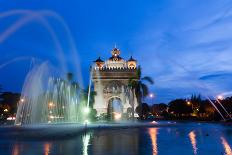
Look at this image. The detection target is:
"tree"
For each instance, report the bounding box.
[151,103,168,116]
[136,103,150,120]
[0,92,20,116]
[168,99,192,117]
[190,94,202,116]
[199,100,215,118]
[128,66,154,119]
[128,66,154,104]
[66,72,74,82]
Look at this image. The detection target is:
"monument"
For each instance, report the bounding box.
[92,47,138,119]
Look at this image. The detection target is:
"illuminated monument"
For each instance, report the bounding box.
[92,47,138,119]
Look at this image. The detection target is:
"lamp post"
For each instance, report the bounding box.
[149,93,154,104]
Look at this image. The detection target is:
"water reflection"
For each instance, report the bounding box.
[148,128,158,155]
[44,143,51,155]
[188,131,197,155]
[221,136,232,155]
[12,144,19,155]
[1,123,232,155]
[82,133,91,155]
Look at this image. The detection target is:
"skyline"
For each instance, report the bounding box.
[1,0,232,103]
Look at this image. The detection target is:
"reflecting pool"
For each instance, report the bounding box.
[0,122,232,155]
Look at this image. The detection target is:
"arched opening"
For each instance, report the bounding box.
[107,97,123,120]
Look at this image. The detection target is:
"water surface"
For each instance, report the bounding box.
[0,122,231,155]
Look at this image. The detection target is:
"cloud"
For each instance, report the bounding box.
[132,0,232,102]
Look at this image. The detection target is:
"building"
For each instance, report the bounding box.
[92,47,138,119]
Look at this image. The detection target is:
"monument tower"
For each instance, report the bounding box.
[92,47,138,119]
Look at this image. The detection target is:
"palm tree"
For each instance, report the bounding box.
[66,72,80,96]
[190,94,201,116]
[128,66,154,118]
[66,72,74,82]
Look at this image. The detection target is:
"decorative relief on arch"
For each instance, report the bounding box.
[103,80,126,94]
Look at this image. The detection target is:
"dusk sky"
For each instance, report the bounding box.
[1,0,232,103]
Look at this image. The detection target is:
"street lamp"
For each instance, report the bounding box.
[149,93,154,98]
[217,95,224,100]
[149,93,154,104]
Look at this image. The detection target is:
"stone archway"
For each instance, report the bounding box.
[107,97,123,120]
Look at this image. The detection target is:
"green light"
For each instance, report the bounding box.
[84,107,90,114]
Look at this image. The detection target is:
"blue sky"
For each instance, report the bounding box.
[0,0,232,103]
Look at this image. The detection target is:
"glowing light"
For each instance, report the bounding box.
[221,136,232,155]
[189,131,197,155]
[20,98,24,102]
[3,109,8,112]
[84,107,90,114]
[148,128,158,155]
[217,95,224,100]
[82,133,90,155]
[48,102,54,107]
[44,143,51,155]
[187,101,191,105]
[12,144,19,155]
[149,93,154,98]
[151,121,158,124]
[7,116,16,120]
[113,112,122,120]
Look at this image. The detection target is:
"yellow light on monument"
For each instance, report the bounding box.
[114,112,122,120]
[20,98,25,102]
[187,101,191,105]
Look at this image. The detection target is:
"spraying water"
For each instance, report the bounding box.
[15,62,81,125]
[87,66,94,108]
[215,98,232,120]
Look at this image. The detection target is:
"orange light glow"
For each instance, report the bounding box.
[12,144,19,155]
[113,112,122,120]
[189,131,197,155]
[148,128,158,155]
[221,137,232,155]
[44,143,51,155]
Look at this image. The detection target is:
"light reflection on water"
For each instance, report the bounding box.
[221,136,232,155]
[44,143,51,155]
[188,131,197,155]
[12,144,19,155]
[0,123,232,155]
[82,133,91,155]
[148,128,158,155]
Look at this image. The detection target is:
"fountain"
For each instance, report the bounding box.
[0,10,176,141]
[15,62,82,125]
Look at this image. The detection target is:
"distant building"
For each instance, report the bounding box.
[92,47,138,119]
